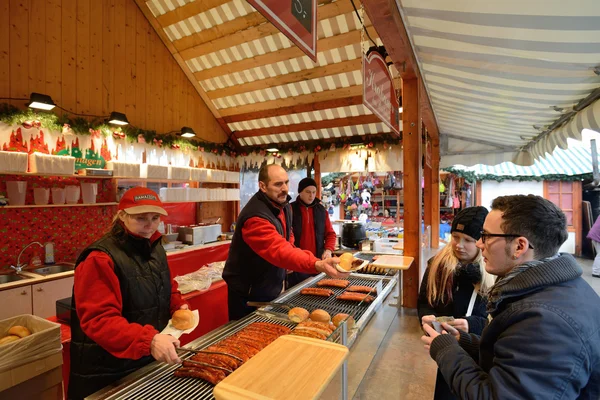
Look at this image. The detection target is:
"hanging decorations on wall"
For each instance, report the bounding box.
[0,103,235,157]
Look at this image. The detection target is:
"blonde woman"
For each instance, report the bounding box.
[417,206,495,400]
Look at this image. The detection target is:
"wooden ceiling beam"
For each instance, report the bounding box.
[156,0,230,28]
[194,26,378,81]
[221,94,364,123]
[361,0,417,80]
[219,85,363,118]
[173,11,266,52]
[236,114,383,139]
[180,0,357,61]
[207,58,362,100]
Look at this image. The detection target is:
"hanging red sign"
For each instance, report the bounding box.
[247,0,317,62]
[363,51,400,135]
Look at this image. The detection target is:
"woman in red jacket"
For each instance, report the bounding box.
[68,187,188,399]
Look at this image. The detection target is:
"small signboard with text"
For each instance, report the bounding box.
[363,51,400,135]
[247,0,317,62]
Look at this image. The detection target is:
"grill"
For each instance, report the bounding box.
[90,274,397,400]
[92,314,296,400]
[267,275,393,322]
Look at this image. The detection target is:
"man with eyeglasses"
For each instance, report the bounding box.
[421,194,600,399]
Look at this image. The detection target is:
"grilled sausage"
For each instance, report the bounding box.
[300,288,334,297]
[317,279,350,288]
[347,285,377,294]
[337,292,375,303]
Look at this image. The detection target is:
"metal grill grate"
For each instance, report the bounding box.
[101,315,296,400]
[267,276,393,321]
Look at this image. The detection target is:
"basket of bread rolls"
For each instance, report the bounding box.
[0,315,61,373]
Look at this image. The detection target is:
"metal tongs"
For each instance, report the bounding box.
[246,301,296,310]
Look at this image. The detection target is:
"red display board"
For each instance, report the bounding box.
[363,51,401,135]
[247,0,317,62]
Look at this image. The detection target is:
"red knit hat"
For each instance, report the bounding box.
[118,187,168,216]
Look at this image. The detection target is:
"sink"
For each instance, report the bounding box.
[0,274,31,284]
[28,263,75,276]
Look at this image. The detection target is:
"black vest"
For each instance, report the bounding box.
[291,197,327,258]
[68,224,171,400]
[223,191,292,301]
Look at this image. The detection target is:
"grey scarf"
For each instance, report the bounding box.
[487,254,560,314]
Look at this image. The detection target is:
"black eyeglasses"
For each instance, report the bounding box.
[480,231,535,249]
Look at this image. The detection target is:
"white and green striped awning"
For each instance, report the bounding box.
[452,141,596,177]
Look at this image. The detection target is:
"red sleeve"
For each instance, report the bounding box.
[169,266,188,314]
[242,216,318,274]
[324,215,337,251]
[74,251,158,360]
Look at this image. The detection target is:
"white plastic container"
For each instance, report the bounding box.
[81,182,98,204]
[33,188,50,205]
[6,181,27,205]
[373,238,403,254]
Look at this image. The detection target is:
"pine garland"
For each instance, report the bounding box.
[443,166,588,182]
[0,103,403,158]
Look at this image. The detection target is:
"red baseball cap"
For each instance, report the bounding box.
[118,187,168,216]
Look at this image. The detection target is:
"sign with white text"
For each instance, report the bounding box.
[363,51,400,135]
[247,0,317,62]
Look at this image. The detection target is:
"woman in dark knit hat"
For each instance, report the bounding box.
[417,206,495,400]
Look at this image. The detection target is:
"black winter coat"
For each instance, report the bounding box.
[430,254,600,400]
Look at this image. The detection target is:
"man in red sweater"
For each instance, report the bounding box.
[223,164,348,320]
[287,177,337,288]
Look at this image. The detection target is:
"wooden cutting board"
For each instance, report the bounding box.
[370,255,414,270]
[213,335,349,400]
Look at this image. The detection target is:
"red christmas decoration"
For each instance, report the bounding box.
[3,128,28,152]
[153,138,163,147]
[29,130,50,154]
[112,130,125,140]
[171,144,180,150]
[53,136,67,155]
[100,138,112,162]
[137,134,146,144]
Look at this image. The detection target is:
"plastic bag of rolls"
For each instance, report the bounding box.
[0,315,61,372]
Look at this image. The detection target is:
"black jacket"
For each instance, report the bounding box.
[68,224,171,400]
[418,258,489,400]
[223,191,292,320]
[290,196,327,258]
[431,254,600,400]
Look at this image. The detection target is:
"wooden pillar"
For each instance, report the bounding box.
[423,127,432,246]
[314,154,322,200]
[430,137,440,248]
[402,78,421,308]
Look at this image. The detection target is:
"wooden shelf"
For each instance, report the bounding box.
[115,178,239,184]
[0,171,113,179]
[2,202,118,209]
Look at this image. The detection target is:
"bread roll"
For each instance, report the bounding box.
[172,309,195,330]
[332,313,355,330]
[309,309,331,323]
[0,335,20,346]
[338,253,353,271]
[8,325,31,338]
[288,307,309,323]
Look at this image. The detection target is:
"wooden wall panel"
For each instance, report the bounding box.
[61,0,77,116]
[125,0,137,122]
[76,0,90,115]
[102,0,115,116]
[0,1,10,100]
[89,0,103,110]
[29,0,46,95]
[1,0,226,142]
[9,0,29,107]
[135,9,147,128]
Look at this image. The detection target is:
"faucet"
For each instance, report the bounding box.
[10,241,43,273]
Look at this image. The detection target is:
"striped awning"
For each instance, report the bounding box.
[398,0,600,166]
[453,142,597,177]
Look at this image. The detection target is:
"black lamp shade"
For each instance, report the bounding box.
[28,93,56,110]
[108,111,129,126]
[180,126,195,138]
